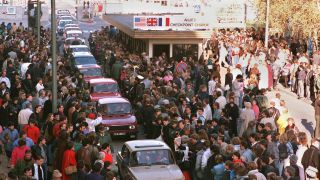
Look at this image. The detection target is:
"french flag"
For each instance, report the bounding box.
[159,18,170,26]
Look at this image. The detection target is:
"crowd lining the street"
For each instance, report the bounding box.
[0,22,319,180]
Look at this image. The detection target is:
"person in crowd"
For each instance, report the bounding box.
[0,22,319,180]
[61,141,77,180]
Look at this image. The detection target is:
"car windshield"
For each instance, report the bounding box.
[67,33,82,38]
[100,103,131,115]
[74,56,96,65]
[59,21,72,27]
[93,83,118,93]
[80,68,102,77]
[71,47,89,52]
[130,149,174,166]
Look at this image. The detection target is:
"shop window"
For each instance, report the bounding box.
[173,44,198,61]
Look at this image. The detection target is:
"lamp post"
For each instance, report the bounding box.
[264,0,270,48]
[37,0,40,45]
[51,0,57,113]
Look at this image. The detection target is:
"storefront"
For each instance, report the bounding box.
[103,14,212,60]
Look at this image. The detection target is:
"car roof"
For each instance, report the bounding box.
[66,30,82,34]
[90,78,117,84]
[76,64,100,69]
[69,45,88,48]
[98,97,129,104]
[65,24,79,27]
[59,19,73,22]
[72,52,93,57]
[125,140,170,152]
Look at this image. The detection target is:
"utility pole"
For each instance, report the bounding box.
[37,0,41,45]
[51,0,57,113]
[264,0,270,48]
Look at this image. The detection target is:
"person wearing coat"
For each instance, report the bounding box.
[247,162,266,180]
[238,102,255,137]
[62,141,77,180]
[211,155,225,180]
[111,59,122,82]
[301,140,320,179]
[11,139,30,167]
[314,94,320,139]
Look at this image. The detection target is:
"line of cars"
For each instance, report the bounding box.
[56,9,139,139]
[56,10,184,180]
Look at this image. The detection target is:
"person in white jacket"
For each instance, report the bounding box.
[86,113,102,132]
[295,132,308,168]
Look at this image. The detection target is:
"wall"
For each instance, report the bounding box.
[0,6,24,20]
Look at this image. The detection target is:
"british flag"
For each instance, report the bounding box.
[147,18,158,26]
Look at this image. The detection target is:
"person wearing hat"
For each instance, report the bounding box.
[85,113,102,133]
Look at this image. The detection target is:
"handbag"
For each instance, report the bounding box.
[65,155,77,175]
[305,149,318,178]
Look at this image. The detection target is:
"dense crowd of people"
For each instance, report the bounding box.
[0,20,319,180]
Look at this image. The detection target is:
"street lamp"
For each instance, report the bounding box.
[51,0,57,113]
[37,0,40,45]
[264,0,270,48]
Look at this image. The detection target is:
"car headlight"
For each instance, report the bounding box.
[129,125,135,129]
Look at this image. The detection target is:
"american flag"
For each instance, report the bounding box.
[134,17,146,27]
[147,18,158,26]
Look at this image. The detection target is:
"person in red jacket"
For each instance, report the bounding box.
[23,120,40,144]
[61,141,77,180]
[53,115,68,138]
[11,139,30,167]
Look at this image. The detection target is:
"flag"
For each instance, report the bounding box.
[134,17,146,27]
[158,18,162,26]
[147,18,158,26]
[165,18,170,26]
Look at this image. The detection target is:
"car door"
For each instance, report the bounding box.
[117,144,130,177]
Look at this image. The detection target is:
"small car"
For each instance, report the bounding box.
[89,78,121,101]
[56,9,70,16]
[64,37,85,46]
[77,64,103,82]
[69,52,97,69]
[57,19,74,35]
[117,140,184,180]
[98,97,138,138]
[65,30,83,39]
[69,45,90,53]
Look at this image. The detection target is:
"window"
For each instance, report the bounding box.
[172,44,198,61]
[161,0,167,6]
[79,68,102,77]
[100,102,131,115]
[93,83,119,93]
[130,149,174,166]
[74,56,97,65]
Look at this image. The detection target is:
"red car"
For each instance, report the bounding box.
[77,64,103,82]
[97,97,138,139]
[89,78,121,101]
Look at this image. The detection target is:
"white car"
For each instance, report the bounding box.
[57,19,74,35]
[64,24,79,29]
[69,45,90,53]
[65,30,83,39]
[56,9,70,16]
